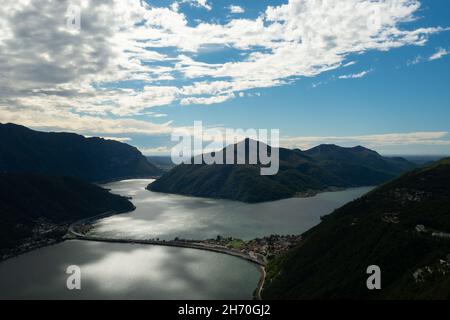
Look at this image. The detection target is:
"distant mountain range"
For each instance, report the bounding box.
[0,173,134,259]
[148,139,416,203]
[0,123,162,182]
[147,156,177,172]
[263,158,450,299]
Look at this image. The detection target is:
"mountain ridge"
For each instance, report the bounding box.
[148,139,416,203]
[0,172,135,259]
[0,123,162,182]
[263,158,450,299]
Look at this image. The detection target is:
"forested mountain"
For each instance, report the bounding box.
[0,123,162,182]
[148,139,415,203]
[0,173,134,259]
[263,158,450,299]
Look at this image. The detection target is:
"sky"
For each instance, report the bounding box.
[0,0,449,155]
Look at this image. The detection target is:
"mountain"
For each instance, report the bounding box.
[304,144,415,185]
[0,123,162,182]
[401,155,448,165]
[0,173,135,259]
[148,139,416,203]
[147,156,177,172]
[263,158,450,299]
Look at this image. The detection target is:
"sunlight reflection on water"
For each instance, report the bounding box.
[0,179,372,299]
[0,240,260,299]
[93,179,373,240]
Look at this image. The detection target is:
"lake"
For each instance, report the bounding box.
[0,240,260,299]
[0,179,372,299]
[91,179,373,240]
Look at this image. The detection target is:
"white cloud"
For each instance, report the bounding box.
[180,94,235,106]
[229,5,245,14]
[0,105,175,135]
[281,132,450,150]
[170,2,180,12]
[0,0,447,136]
[98,136,132,142]
[181,0,212,11]
[151,0,444,93]
[343,61,357,67]
[338,69,373,79]
[196,0,212,11]
[140,131,450,155]
[138,146,172,155]
[407,55,423,66]
[406,47,449,66]
[429,47,449,61]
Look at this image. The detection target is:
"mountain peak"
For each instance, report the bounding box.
[352,145,368,150]
[316,143,340,149]
[305,144,381,156]
[150,140,416,203]
[0,122,162,182]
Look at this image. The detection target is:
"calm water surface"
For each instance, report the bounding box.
[0,179,372,299]
[92,179,373,240]
[0,240,259,299]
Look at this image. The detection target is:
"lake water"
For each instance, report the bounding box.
[0,179,372,299]
[92,179,373,241]
[0,240,260,299]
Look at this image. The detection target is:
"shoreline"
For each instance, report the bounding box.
[0,209,134,263]
[68,211,268,300]
[0,238,65,263]
[95,175,160,185]
[254,265,266,300]
[148,184,374,204]
[2,231,268,300]
[69,217,266,267]
[1,207,268,299]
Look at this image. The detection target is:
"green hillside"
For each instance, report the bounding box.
[263,158,450,299]
[0,123,162,182]
[0,173,134,259]
[148,139,415,203]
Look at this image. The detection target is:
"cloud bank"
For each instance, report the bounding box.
[281,132,450,150]
[0,0,447,136]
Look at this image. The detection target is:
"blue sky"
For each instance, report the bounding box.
[0,0,449,155]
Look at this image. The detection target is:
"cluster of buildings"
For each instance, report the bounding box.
[199,234,303,260]
[413,254,450,284]
[388,187,430,205]
[244,235,303,259]
[415,224,450,239]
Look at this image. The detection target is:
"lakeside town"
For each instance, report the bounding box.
[69,218,303,265]
[193,235,303,261]
[0,219,68,262]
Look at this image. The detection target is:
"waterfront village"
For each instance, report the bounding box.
[70,220,303,263]
[185,234,303,261]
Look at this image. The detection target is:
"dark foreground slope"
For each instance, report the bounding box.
[0,123,161,182]
[0,173,134,259]
[263,158,450,299]
[148,140,415,203]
